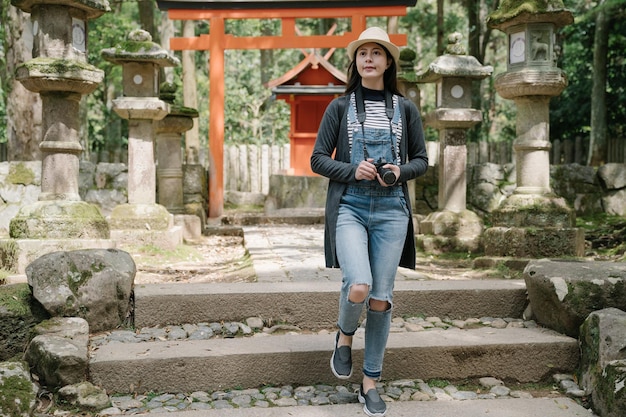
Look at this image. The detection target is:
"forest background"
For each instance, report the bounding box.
[0,0,624,167]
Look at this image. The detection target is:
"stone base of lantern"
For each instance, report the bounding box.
[108,203,183,250]
[416,210,483,254]
[0,238,116,275]
[483,226,585,258]
[483,193,585,258]
[9,200,110,239]
[173,214,203,242]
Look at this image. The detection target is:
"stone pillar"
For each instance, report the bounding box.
[398,47,420,215]
[414,33,493,253]
[484,0,585,258]
[101,29,183,249]
[156,82,202,241]
[1,0,114,273]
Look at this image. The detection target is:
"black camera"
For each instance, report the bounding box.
[373,158,397,185]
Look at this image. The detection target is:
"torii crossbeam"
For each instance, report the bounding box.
[156,0,417,218]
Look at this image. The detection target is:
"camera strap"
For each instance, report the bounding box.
[355,85,397,162]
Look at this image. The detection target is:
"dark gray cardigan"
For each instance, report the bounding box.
[310,94,429,270]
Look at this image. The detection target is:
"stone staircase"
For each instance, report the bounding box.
[89,279,580,395]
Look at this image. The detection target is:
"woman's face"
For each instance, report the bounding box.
[355,42,391,89]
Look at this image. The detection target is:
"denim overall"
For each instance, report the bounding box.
[335,91,410,380]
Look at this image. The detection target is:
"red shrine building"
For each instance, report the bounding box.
[266,48,346,176]
[155,0,417,217]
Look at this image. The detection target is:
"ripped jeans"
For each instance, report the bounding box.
[335,187,409,379]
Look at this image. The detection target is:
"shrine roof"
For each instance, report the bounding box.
[272,85,345,95]
[156,0,417,11]
[266,50,346,89]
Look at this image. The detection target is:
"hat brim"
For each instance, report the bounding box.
[346,39,400,64]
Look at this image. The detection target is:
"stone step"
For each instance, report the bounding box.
[133,280,528,329]
[89,327,578,395]
[140,398,596,417]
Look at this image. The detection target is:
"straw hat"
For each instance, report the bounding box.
[346,27,400,63]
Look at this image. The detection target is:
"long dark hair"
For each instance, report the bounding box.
[344,43,402,96]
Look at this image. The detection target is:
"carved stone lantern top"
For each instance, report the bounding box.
[487,0,573,31]
[415,33,492,114]
[102,29,179,98]
[488,0,573,94]
[416,33,493,84]
[101,29,180,67]
[159,82,199,118]
[11,0,111,18]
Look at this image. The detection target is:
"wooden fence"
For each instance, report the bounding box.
[551,137,626,165]
[223,144,291,194]
[223,137,625,193]
[1,138,623,194]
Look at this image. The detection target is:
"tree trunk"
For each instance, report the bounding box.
[159,12,176,83]
[260,20,274,86]
[4,6,42,161]
[437,0,444,55]
[467,0,480,60]
[388,16,398,34]
[138,0,156,40]
[181,19,201,164]
[588,2,609,166]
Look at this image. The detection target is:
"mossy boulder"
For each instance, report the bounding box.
[26,249,136,332]
[24,318,89,388]
[579,308,626,417]
[0,361,38,417]
[0,283,49,361]
[524,260,626,337]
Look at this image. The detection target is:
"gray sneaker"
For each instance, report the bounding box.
[330,331,352,379]
[358,384,387,417]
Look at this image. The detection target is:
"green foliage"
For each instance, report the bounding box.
[87,2,140,155]
[224,47,292,145]
[577,213,626,259]
[552,0,626,144]
[3,0,623,156]
[0,283,31,316]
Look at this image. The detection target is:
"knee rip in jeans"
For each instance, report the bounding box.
[368,297,392,312]
[348,283,369,304]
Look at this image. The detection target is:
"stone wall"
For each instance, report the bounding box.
[0,161,624,237]
[414,162,626,219]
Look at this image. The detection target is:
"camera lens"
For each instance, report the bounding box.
[379,168,396,185]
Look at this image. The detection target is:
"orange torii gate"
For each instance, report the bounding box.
[156,0,417,218]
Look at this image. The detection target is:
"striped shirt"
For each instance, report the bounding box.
[348,88,402,165]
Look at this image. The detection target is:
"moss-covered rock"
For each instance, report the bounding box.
[26,249,135,332]
[9,200,109,239]
[579,308,626,417]
[0,361,38,417]
[525,260,626,337]
[6,162,35,186]
[58,381,110,411]
[0,283,49,361]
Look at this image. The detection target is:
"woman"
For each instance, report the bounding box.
[310,27,428,417]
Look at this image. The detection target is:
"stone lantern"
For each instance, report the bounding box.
[3,0,113,273]
[398,47,421,109]
[156,82,203,241]
[397,47,421,213]
[415,33,493,253]
[101,29,183,249]
[484,0,584,258]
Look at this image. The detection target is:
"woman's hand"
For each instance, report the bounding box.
[355,158,378,181]
[355,159,399,186]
